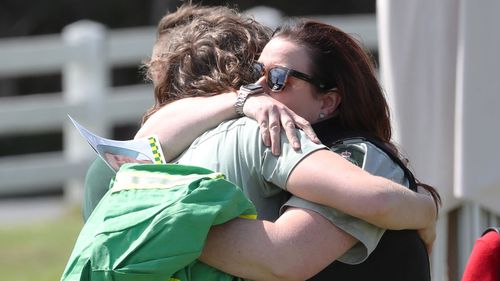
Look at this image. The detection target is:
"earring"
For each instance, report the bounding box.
[318,112,325,119]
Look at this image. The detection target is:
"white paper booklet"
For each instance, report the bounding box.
[68,115,166,172]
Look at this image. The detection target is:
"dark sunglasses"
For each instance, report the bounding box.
[252,61,327,92]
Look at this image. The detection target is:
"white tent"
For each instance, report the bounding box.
[377,0,500,279]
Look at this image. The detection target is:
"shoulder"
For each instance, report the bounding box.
[201,117,260,138]
[330,138,407,185]
[185,117,260,149]
[198,117,322,150]
[330,138,392,167]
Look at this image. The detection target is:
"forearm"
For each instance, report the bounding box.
[287,149,436,230]
[367,178,436,229]
[135,92,237,161]
[199,208,356,281]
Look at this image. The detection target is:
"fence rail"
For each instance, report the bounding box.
[0,26,156,77]
[0,21,156,196]
[0,14,377,197]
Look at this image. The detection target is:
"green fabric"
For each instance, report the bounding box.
[63,163,255,281]
[83,158,114,221]
[173,262,241,281]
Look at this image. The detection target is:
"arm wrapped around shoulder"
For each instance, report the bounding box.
[286,149,437,230]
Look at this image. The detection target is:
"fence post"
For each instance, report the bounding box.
[457,202,484,279]
[62,20,111,204]
[431,214,449,281]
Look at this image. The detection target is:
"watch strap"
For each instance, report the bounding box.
[235,91,249,116]
[234,84,263,116]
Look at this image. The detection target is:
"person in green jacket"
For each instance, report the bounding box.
[63,163,257,281]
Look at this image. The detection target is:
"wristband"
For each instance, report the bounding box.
[235,84,263,116]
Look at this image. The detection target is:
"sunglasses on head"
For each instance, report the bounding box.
[251,61,327,92]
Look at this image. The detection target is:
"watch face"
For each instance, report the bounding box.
[242,83,263,92]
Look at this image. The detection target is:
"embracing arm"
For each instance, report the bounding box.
[199,150,435,280]
[135,93,237,161]
[135,92,319,161]
[287,149,436,230]
[200,207,357,281]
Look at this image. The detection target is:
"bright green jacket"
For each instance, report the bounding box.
[61,163,256,281]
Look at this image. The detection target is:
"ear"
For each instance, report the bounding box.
[320,89,341,117]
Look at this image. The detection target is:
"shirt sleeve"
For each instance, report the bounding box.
[259,127,327,189]
[282,139,409,264]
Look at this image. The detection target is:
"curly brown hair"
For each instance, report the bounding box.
[142,3,271,123]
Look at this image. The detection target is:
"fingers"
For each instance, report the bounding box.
[424,233,435,255]
[424,236,434,255]
[258,114,271,148]
[427,243,433,255]
[268,105,281,155]
[280,111,300,151]
[244,93,320,156]
[291,116,320,144]
[417,226,436,256]
[258,104,297,156]
[272,106,311,155]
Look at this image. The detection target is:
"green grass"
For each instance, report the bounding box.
[0,207,83,281]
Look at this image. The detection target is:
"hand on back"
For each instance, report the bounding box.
[244,93,320,156]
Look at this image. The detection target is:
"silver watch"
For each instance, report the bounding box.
[235,84,263,116]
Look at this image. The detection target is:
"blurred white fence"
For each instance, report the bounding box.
[0,21,155,198]
[0,14,493,281]
[0,14,378,198]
